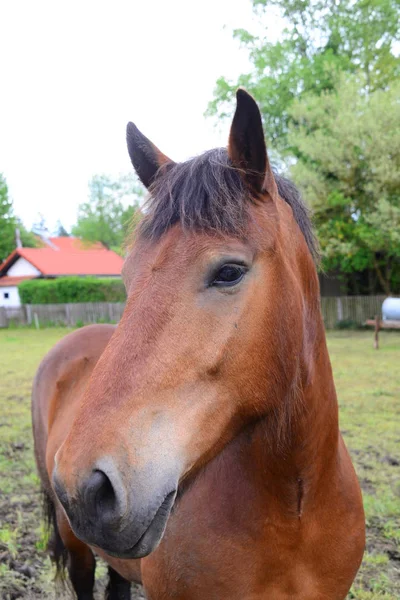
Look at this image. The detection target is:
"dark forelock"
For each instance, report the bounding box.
[137,148,319,262]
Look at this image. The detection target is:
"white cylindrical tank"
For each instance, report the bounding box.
[382,297,400,321]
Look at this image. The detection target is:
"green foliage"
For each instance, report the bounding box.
[335,319,359,330]
[17,220,38,248]
[72,173,143,253]
[207,0,400,155]
[208,0,400,290]
[0,174,17,262]
[0,174,37,262]
[18,277,126,304]
[288,76,400,292]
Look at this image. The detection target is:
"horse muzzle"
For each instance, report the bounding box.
[52,456,178,558]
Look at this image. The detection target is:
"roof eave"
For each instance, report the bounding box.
[0,249,22,276]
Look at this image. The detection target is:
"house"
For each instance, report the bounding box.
[0,237,124,307]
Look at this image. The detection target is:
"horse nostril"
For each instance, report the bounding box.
[84,469,117,520]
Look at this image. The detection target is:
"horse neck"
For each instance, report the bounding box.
[240,307,340,510]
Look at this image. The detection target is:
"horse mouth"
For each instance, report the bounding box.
[100,489,177,559]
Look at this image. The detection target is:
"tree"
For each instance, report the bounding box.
[287,76,400,293]
[72,174,144,254]
[17,218,39,249]
[207,0,400,292]
[0,174,16,262]
[207,0,400,157]
[0,174,37,262]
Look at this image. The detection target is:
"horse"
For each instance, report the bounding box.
[32,89,365,599]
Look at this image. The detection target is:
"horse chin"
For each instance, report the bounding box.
[94,489,177,560]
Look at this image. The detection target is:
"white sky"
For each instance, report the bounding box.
[0,0,282,232]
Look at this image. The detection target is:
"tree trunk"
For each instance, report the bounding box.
[374,257,391,296]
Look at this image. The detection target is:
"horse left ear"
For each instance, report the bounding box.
[228,89,278,198]
[126,122,174,189]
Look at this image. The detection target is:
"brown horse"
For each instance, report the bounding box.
[32,89,365,599]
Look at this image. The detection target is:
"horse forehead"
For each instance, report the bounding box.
[123,227,258,283]
[122,228,180,282]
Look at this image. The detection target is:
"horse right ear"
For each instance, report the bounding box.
[126,123,174,189]
[228,89,278,199]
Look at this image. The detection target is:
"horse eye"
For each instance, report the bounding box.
[212,264,246,287]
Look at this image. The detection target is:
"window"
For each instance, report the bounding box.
[4,292,9,299]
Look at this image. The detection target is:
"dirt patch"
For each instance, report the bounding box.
[360,478,376,495]
[0,493,146,600]
[382,455,400,467]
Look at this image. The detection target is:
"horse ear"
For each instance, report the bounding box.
[228,89,277,198]
[126,122,174,189]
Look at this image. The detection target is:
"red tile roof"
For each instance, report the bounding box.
[48,237,106,251]
[0,237,124,277]
[0,276,35,287]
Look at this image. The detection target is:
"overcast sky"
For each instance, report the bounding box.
[0,1,284,232]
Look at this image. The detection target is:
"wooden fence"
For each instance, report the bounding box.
[0,296,391,329]
[320,295,386,329]
[0,303,126,328]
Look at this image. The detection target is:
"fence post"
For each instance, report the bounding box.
[374,315,380,350]
[65,304,71,326]
[26,304,32,325]
[0,307,7,328]
[336,297,343,323]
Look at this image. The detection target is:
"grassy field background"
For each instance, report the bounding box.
[0,328,399,599]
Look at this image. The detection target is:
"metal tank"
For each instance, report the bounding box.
[382,297,400,321]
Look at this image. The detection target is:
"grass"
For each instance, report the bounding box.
[0,328,399,598]
[328,332,400,599]
[0,330,71,599]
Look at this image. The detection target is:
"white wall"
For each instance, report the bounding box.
[0,286,21,307]
[8,257,41,276]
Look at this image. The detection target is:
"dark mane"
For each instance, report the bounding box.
[274,174,320,263]
[138,148,319,262]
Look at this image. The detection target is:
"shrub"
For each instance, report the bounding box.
[18,277,126,304]
[335,319,359,330]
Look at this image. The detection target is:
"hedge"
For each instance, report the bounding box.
[18,277,126,304]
